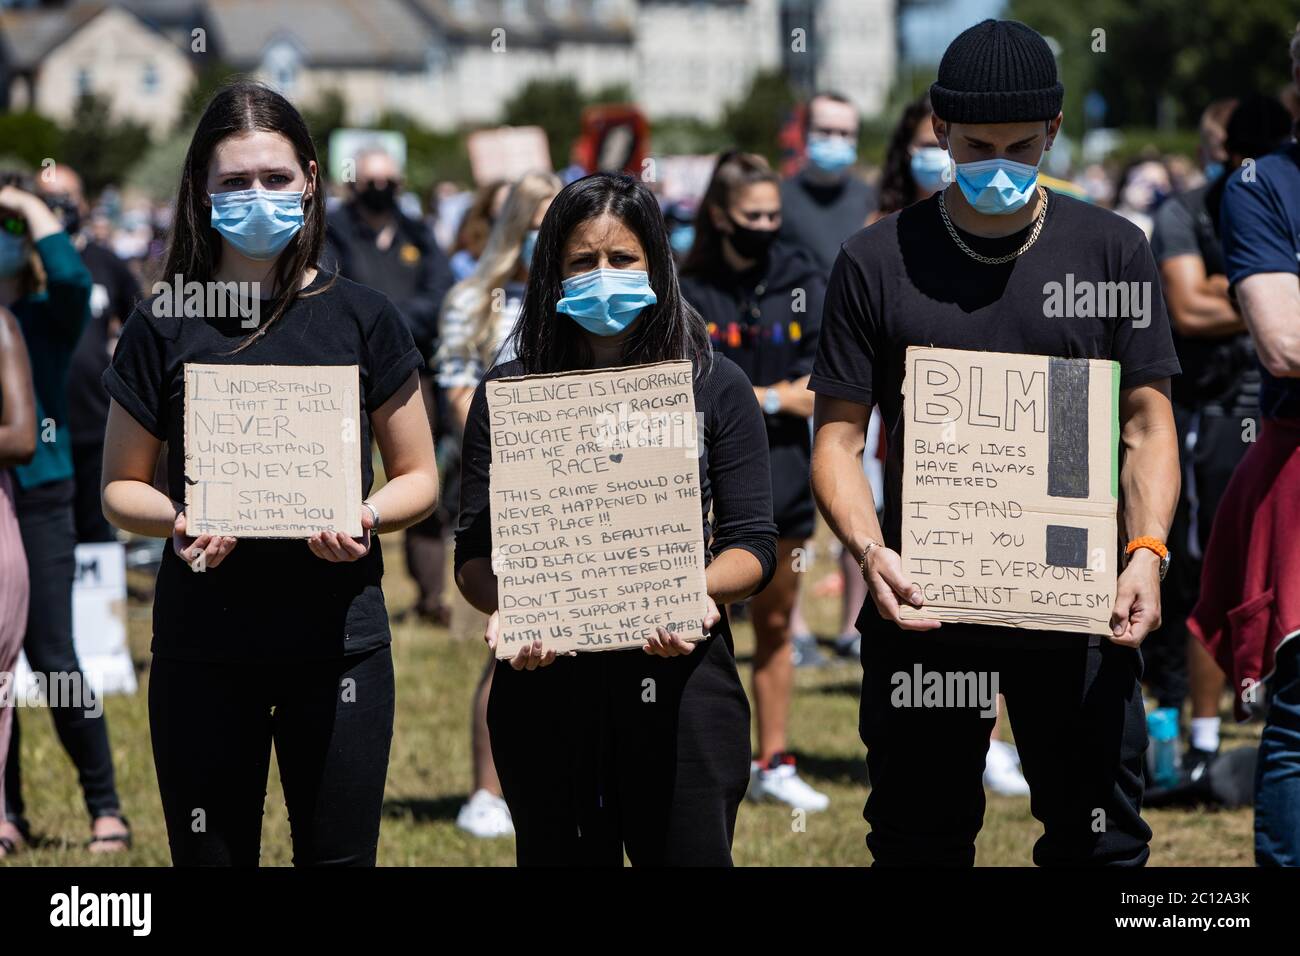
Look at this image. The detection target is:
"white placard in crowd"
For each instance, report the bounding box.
[15,542,137,698]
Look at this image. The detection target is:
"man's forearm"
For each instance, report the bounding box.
[1118,411,1180,545]
[811,433,884,564]
[1169,279,1243,337]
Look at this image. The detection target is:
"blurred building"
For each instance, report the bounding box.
[0,0,897,130]
[0,1,199,135]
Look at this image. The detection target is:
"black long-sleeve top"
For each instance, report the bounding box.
[454,353,779,618]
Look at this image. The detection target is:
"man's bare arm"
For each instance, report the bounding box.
[1237,272,1300,378]
[1159,255,1243,337]
[812,394,939,630]
[1109,379,1179,646]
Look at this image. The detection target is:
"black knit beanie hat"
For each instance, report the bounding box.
[929,19,1064,124]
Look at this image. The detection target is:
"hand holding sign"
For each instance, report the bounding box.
[484,610,573,670]
[643,593,723,656]
[306,505,374,562]
[863,544,942,631]
[172,510,237,572]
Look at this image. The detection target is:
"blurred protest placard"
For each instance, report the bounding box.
[15,542,135,699]
[183,364,362,538]
[328,128,408,183]
[486,360,708,656]
[467,126,552,186]
[898,346,1119,636]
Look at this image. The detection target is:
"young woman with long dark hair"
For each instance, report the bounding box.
[455,173,777,865]
[100,82,438,866]
[678,151,829,813]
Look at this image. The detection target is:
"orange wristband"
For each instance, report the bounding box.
[1125,536,1167,561]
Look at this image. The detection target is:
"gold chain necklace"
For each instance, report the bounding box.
[939,186,1049,265]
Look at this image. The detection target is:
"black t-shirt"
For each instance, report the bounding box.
[453,354,780,639]
[68,240,141,445]
[810,191,1182,647]
[779,172,876,275]
[103,271,424,661]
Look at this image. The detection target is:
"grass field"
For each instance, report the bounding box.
[0,530,1257,867]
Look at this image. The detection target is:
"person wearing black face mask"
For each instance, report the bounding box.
[679,151,828,813]
[325,148,456,626]
[356,179,398,215]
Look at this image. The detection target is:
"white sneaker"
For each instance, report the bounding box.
[983,739,1030,796]
[456,789,515,838]
[747,755,830,812]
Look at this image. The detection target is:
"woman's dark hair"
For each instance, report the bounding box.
[162,80,330,350]
[679,150,779,277]
[506,173,712,378]
[877,93,933,216]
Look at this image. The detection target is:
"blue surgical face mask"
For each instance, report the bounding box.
[556,267,657,336]
[0,232,27,279]
[1203,161,1225,182]
[669,223,695,255]
[520,229,539,269]
[210,188,304,260]
[807,135,857,176]
[951,153,1041,215]
[910,147,951,193]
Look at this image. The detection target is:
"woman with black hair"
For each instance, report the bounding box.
[100,81,439,866]
[455,172,777,866]
[871,93,946,224]
[677,151,829,813]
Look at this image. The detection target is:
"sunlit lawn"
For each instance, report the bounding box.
[1,526,1255,867]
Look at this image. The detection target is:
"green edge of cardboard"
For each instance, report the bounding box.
[1110,360,1120,501]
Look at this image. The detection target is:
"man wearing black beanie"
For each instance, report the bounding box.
[810,19,1182,866]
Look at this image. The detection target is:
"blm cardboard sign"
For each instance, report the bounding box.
[485,360,709,657]
[898,347,1119,636]
[183,364,362,538]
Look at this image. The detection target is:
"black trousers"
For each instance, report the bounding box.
[5,485,121,822]
[71,441,116,543]
[1145,407,1251,711]
[860,630,1152,866]
[148,646,394,866]
[487,626,751,866]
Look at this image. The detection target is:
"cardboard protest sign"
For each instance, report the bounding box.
[485,360,709,657]
[898,346,1119,636]
[467,126,552,186]
[183,364,362,538]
